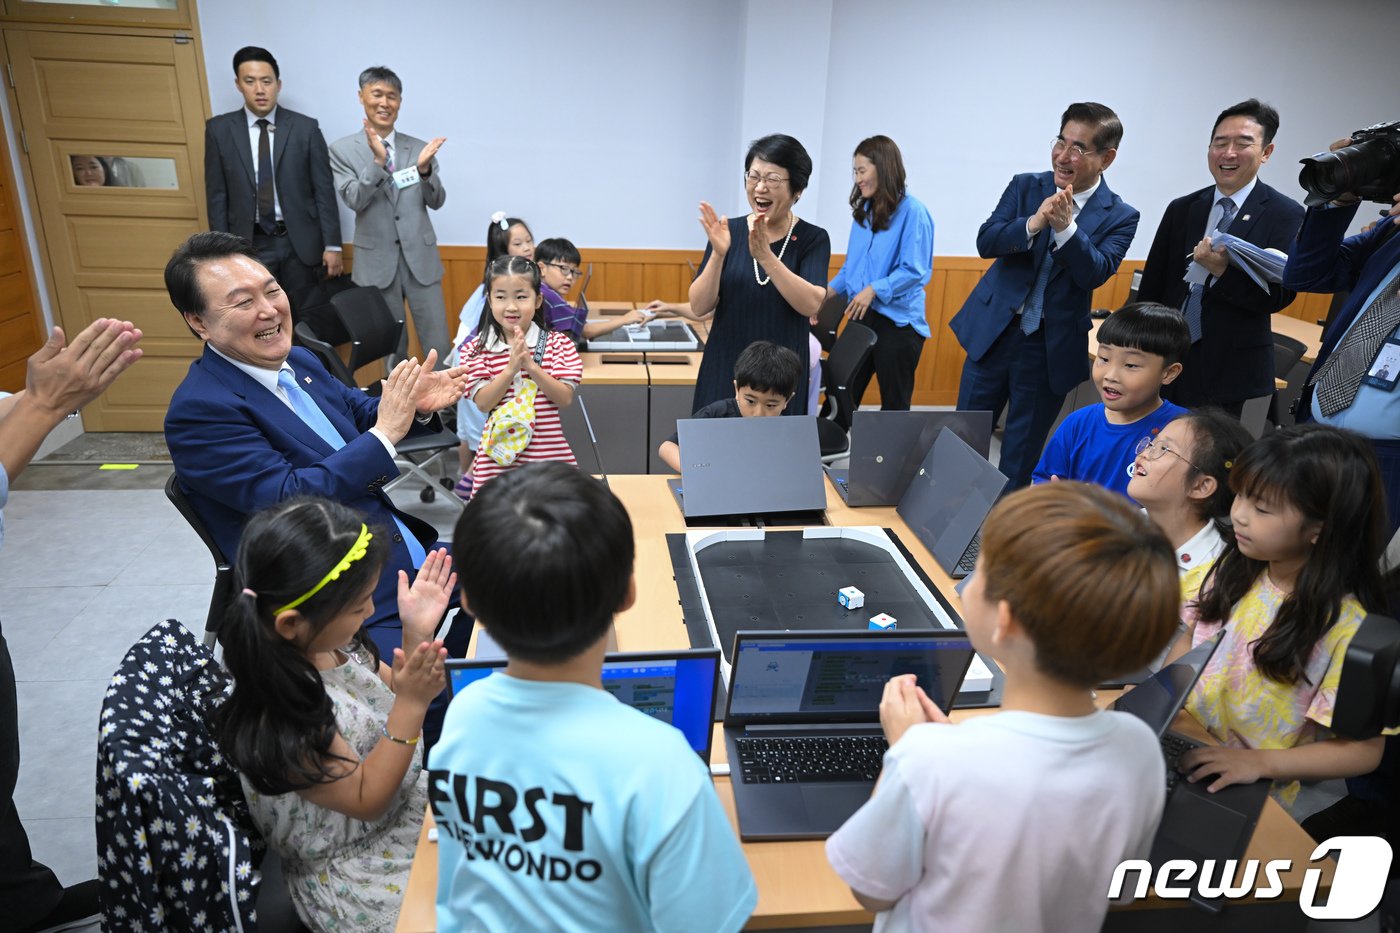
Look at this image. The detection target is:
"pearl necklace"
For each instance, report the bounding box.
[752,214,798,286]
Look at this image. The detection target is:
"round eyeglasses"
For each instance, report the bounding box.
[1133,435,1203,473]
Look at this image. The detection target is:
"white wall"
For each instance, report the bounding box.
[188,0,1400,258]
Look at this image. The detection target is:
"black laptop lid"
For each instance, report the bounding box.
[843,411,994,506]
[1111,633,1224,737]
[446,648,721,760]
[895,427,1008,571]
[723,630,974,726]
[676,416,825,518]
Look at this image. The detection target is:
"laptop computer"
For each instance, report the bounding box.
[723,629,975,840]
[895,427,1008,578]
[1111,633,1273,914]
[446,648,721,762]
[827,410,994,507]
[669,416,826,520]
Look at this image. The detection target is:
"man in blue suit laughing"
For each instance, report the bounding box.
[951,102,1140,489]
[162,232,468,666]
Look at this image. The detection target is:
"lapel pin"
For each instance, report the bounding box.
[304,376,312,385]
[1242,214,1251,221]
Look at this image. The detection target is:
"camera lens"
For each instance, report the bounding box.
[1299,136,1400,207]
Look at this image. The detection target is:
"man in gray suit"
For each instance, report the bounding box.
[329,66,450,364]
[204,46,341,316]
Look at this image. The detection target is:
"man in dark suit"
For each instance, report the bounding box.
[1284,152,1400,535]
[1138,100,1304,415]
[204,46,342,317]
[951,102,1140,489]
[162,232,468,666]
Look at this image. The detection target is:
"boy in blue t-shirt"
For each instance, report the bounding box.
[1033,302,1191,498]
[432,462,756,933]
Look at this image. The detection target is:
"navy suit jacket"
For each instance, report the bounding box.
[1283,202,1400,412]
[164,345,438,633]
[1138,181,1303,403]
[950,172,1139,395]
[204,107,341,268]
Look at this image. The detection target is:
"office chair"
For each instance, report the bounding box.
[314,298,464,508]
[817,321,877,463]
[164,472,234,648]
[1269,333,1309,427]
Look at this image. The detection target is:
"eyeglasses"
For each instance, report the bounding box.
[1052,136,1104,161]
[744,171,789,188]
[1134,436,1203,472]
[542,261,582,280]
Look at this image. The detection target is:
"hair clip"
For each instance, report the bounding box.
[490,211,508,230]
[1223,460,1233,470]
[274,524,373,615]
[241,587,258,598]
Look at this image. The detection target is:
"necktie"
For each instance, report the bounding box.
[1310,281,1400,417]
[383,139,394,174]
[1181,197,1238,343]
[255,118,276,235]
[1020,239,1055,335]
[276,367,427,567]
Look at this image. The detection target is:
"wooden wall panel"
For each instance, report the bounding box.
[355,245,1333,407]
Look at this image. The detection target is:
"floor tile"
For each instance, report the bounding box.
[13,679,107,820]
[21,589,208,682]
[0,586,103,665]
[19,817,99,893]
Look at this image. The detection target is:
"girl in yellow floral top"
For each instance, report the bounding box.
[1180,424,1388,811]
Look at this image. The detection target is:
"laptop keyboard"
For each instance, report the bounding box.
[735,735,888,784]
[954,531,982,575]
[1160,732,1201,792]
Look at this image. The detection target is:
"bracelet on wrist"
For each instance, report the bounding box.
[381,723,420,746]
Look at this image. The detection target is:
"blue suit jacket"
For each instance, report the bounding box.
[1284,202,1400,405]
[950,172,1140,394]
[164,345,439,634]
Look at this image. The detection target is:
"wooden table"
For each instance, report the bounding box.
[1270,312,1324,365]
[395,476,1333,931]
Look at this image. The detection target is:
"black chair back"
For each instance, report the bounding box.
[1273,333,1307,376]
[330,286,405,375]
[822,321,878,434]
[164,473,234,646]
[294,322,357,388]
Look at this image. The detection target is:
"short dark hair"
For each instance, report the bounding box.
[232,46,279,79]
[733,340,801,397]
[485,216,530,265]
[1097,301,1190,366]
[535,237,581,267]
[165,231,259,319]
[1061,102,1123,152]
[745,134,813,195]
[452,463,634,665]
[357,66,401,94]
[1212,98,1280,146]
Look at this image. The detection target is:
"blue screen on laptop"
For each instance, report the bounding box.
[449,654,717,755]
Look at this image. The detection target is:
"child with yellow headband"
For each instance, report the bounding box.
[213,496,452,933]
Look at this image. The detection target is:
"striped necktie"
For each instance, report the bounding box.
[1181,197,1237,343]
[1310,282,1400,417]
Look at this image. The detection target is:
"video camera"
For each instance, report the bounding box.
[1332,614,1400,738]
[1298,121,1400,208]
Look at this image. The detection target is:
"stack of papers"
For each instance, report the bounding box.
[1184,233,1288,292]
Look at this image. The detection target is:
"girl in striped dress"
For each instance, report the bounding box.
[461,255,582,496]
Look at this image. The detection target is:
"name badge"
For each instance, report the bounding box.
[392,165,420,189]
[1362,336,1400,393]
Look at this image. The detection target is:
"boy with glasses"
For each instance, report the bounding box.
[1033,302,1190,499]
[536,237,646,342]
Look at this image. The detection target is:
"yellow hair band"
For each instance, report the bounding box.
[275,524,373,615]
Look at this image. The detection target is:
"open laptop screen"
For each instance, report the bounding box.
[896,427,1007,570]
[676,416,825,518]
[725,631,974,724]
[447,649,720,758]
[1111,633,1223,737]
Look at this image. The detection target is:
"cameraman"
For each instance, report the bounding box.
[1283,135,1400,537]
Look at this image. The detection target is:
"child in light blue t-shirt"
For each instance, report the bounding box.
[1034,302,1191,499]
[431,462,756,933]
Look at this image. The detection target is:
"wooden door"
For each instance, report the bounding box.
[5,29,207,430]
[0,110,44,392]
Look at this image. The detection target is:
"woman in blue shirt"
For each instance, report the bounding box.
[828,136,934,410]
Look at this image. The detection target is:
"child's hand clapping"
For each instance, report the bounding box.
[508,324,530,376]
[391,639,447,705]
[397,548,456,647]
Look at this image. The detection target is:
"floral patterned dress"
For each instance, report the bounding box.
[241,648,428,932]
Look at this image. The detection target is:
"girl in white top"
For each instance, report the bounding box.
[825,482,1181,932]
[1127,408,1253,603]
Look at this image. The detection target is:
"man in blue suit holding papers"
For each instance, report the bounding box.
[951,102,1139,489]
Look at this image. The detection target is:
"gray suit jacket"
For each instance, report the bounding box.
[328,129,446,289]
[204,106,341,267]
